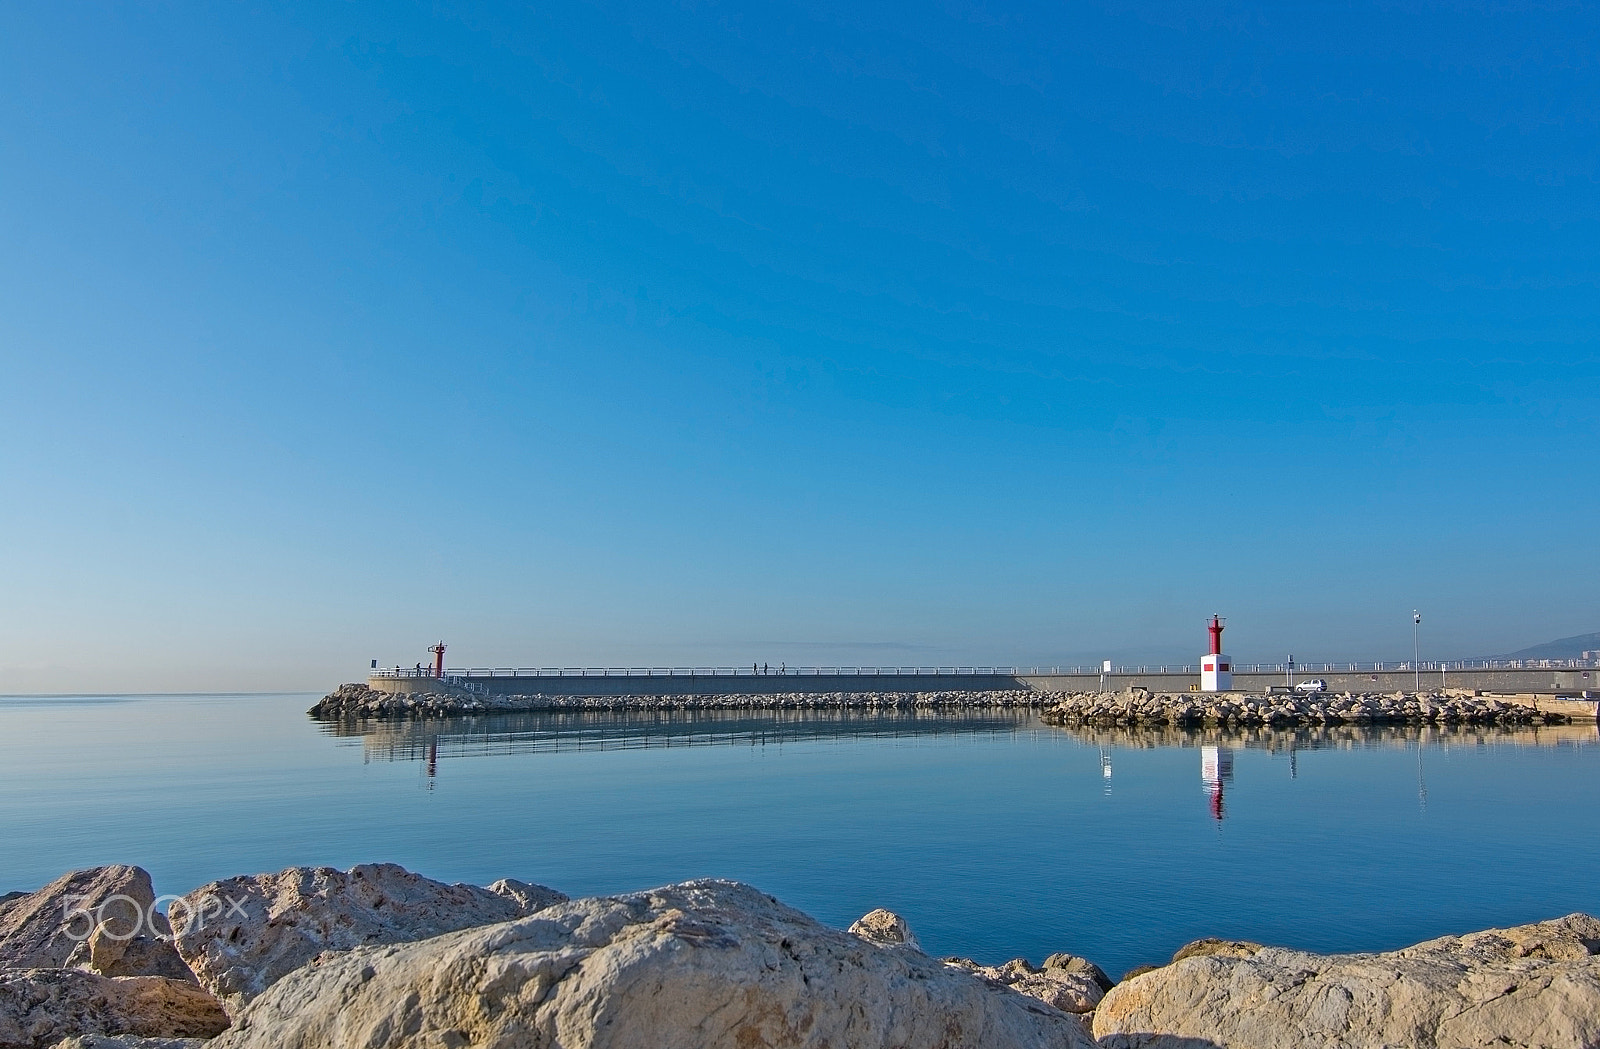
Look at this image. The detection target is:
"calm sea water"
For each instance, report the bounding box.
[2,692,1597,977]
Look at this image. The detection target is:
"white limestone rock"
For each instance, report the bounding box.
[211,879,1093,1049]
[1042,951,1114,991]
[943,957,1106,1014]
[486,878,566,913]
[1094,913,1600,1049]
[848,907,921,949]
[169,862,566,1014]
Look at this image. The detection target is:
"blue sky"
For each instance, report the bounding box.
[2,1,1596,690]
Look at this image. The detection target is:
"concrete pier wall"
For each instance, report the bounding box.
[372,672,1026,697]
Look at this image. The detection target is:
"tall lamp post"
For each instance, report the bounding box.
[1412,611,1421,692]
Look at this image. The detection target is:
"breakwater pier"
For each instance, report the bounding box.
[318,681,1594,726]
[367,661,1600,708]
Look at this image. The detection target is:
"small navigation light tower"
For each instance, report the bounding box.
[428,642,447,679]
[1201,615,1232,692]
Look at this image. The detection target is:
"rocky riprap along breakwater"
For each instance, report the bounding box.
[310,682,1054,719]
[1040,687,1570,728]
[312,682,1568,726]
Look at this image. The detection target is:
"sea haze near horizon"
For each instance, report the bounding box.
[2,692,1597,977]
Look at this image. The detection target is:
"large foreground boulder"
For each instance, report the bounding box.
[1094,913,1600,1049]
[169,863,566,1013]
[211,880,1093,1049]
[1,870,160,972]
[0,970,227,1049]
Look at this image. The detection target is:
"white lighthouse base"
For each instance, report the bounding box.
[1201,652,1233,692]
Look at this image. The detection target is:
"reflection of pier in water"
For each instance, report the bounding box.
[1049,721,1599,753]
[1057,721,1599,822]
[318,708,1036,777]
[318,711,1598,801]
[1202,745,1234,821]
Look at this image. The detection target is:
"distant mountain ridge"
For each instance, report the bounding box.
[1494,632,1600,660]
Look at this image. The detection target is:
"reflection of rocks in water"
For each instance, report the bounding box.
[320,708,1035,766]
[1059,721,1598,825]
[1045,720,1599,753]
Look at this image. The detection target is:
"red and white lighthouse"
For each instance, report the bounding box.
[1201,615,1232,692]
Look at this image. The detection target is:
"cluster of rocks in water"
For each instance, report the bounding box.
[309,682,1053,718]
[6,862,1600,1048]
[313,681,1571,728]
[1040,687,1570,727]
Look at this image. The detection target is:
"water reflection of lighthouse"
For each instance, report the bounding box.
[1201,745,1234,821]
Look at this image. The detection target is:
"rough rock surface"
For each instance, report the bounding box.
[848,908,920,949]
[0,869,166,972]
[169,862,566,1013]
[210,879,1092,1049]
[70,933,193,985]
[1168,936,1264,963]
[943,957,1106,1014]
[1094,913,1600,1049]
[845,908,1105,1017]
[0,971,227,1049]
[486,879,564,913]
[1043,952,1114,992]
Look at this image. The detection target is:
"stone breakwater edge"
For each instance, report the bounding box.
[5,861,1600,1049]
[312,681,1575,726]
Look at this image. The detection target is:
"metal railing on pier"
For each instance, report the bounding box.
[361,658,1600,681]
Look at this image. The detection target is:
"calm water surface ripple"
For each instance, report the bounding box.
[2,692,1597,976]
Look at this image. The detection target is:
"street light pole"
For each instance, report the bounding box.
[1412,610,1421,692]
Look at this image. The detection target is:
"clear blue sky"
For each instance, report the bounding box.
[2,1,1596,691]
